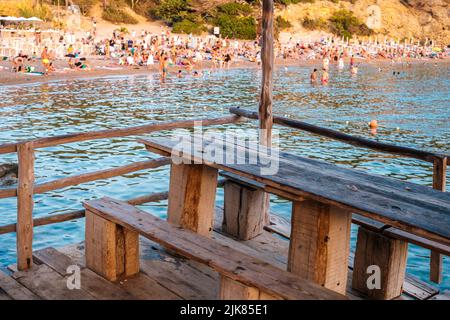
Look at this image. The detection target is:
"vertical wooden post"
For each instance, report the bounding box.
[85,210,140,281]
[258,0,274,226]
[352,227,408,300]
[430,157,446,283]
[16,142,35,271]
[219,275,280,300]
[222,180,266,240]
[167,163,218,237]
[287,200,351,295]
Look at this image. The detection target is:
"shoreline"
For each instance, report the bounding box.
[0,57,447,87]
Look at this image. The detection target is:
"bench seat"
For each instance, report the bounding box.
[83,197,347,300]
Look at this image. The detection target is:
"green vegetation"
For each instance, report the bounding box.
[302,15,328,31]
[17,2,52,21]
[302,9,373,38]
[276,16,292,30]
[173,19,206,35]
[212,2,257,40]
[151,0,189,24]
[329,9,373,38]
[215,14,256,40]
[102,5,139,24]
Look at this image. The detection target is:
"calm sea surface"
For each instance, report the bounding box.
[0,62,449,290]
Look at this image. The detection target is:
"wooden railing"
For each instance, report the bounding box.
[0,115,241,270]
[229,107,448,284]
[0,110,448,284]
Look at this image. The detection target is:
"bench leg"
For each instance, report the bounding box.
[219,276,281,300]
[168,163,218,237]
[287,200,351,295]
[352,226,408,300]
[85,210,140,281]
[222,180,266,240]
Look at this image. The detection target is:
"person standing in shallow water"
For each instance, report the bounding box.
[310,68,318,84]
[321,68,329,85]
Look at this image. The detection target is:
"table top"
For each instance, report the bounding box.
[140,136,450,246]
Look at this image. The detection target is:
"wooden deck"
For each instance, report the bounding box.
[0,209,447,300]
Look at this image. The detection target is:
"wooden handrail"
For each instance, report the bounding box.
[229,107,448,163]
[0,115,241,155]
[0,179,227,236]
[0,158,171,199]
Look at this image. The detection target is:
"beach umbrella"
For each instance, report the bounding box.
[27,17,43,22]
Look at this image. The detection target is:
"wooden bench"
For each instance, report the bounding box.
[83,197,346,300]
[139,136,450,299]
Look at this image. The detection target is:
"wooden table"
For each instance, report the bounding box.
[140,136,450,297]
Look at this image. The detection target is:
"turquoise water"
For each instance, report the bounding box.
[0,61,449,290]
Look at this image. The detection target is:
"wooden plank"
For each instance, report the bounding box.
[352,227,408,300]
[139,242,219,300]
[85,210,139,281]
[48,244,182,300]
[222,180,265,240]
[229,107,447,163]
[168,163,218,237]
[140,137,450,246]
[16,142,35,271]
[12,264,93,300]
[0,270,39,300]
[34,158,170,194]
[0,116,240,156]
[288,200,352,295]
[33,247,138,300]
[430,157,447,283]
[220,275,262,300]
[403,273,440,300]
[84,198,347,300]
[0,289,11,300]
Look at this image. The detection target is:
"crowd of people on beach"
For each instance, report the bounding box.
[1,26,448,81]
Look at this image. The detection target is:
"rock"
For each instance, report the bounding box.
[0,163,18,187]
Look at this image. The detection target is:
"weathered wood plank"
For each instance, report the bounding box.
[0,270,39,300]
[229,107,448,163]
[223,180,266,240]
[16,142,35,271]
[140,137,450,246]
[352,227,408,300]
[85,210,140,281]
[33,247,137,300]
[288,200,351,294]
[49,244,183,300]
[139,243,219,300]
[12,264,93,300]
[84,198,347,300]
[168,163,218,236]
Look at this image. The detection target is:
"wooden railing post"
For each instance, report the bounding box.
[16,142,35,271]
[430,157,446,283]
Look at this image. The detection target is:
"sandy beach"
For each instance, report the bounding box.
[1,56,446,87]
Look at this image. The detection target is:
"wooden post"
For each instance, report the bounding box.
[167,163,218,237]
[258,0,274,226]
[222,180,266,240]
[352,227,408,300]
[219,275,280,300]
[287,200,352,295]
[85,210,140,281]
[16,142,35,271]
[430,157,446,283]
